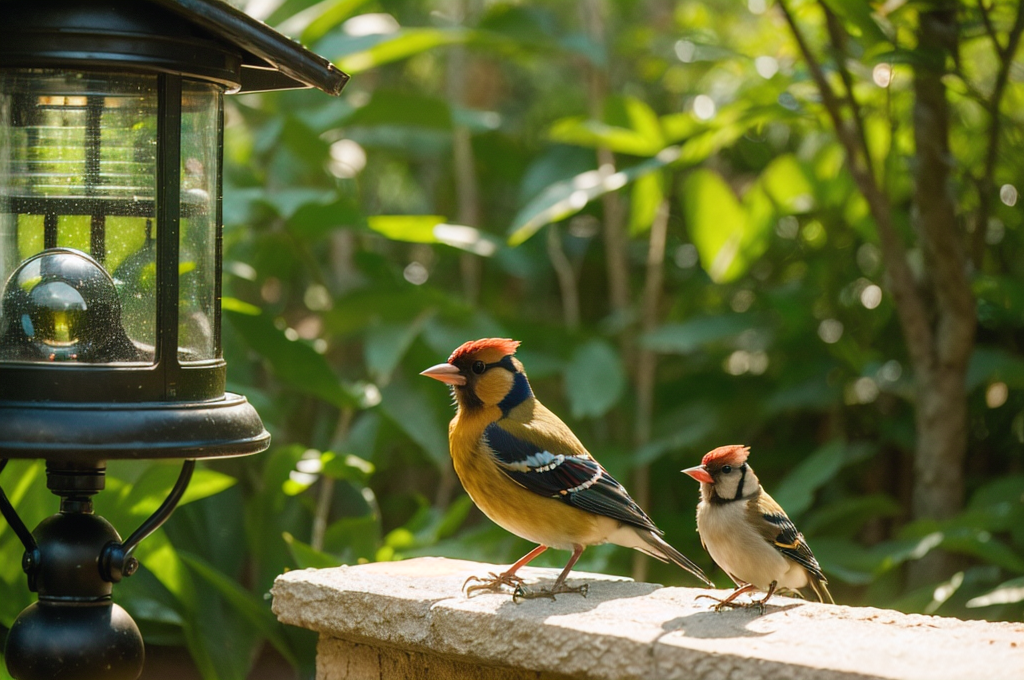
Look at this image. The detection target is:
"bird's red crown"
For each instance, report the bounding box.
[448,338,520,363]
[702,444,750,468]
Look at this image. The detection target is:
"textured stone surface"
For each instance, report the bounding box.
[273,557,1024,680]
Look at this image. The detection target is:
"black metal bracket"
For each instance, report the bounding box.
[0,459,41,590]
[100,459,196,582]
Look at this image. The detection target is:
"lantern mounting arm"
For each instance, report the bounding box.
[0,459,38,554]
[100,459,196,582]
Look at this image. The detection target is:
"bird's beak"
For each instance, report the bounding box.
[682,465,714,484]
[420,362,466,386]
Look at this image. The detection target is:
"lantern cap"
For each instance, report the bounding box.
[153,0,349,95]
[0,0,349,95]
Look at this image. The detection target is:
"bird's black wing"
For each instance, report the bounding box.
[482,421,660,533]
[754,492,827,581]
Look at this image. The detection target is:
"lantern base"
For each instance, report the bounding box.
[5,601,144,680]
[0,392,270,460]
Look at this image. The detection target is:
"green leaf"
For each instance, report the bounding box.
[773,440,876,518]
[123,465,237,519]
[508,147,681,245]
[346,90,453,130]
[941,528,1024,573]
[682,168,771,283]
[563,339,626,419]
[967,346,1024,391]
[298,0,374,45]
[629,171,665,235]
[640,315,755,354]
[820,0,889,45]
[178,552,298,667]
[261,188,336,219]
[379,377,451,469]
[367,216,500,256]
[321,452,375,484]
[966,576,1024,607]
[548,117,663,156]
[226,307,357,408]
[635,403,718,466]
[801,494,902,536]
[365,311,432,383]
[758,154,815,214]
[336,28,470,73]
[283,532,344,569]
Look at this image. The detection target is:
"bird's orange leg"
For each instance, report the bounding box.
[464,545,548,597]
[697,583,759,611]
[698,580,778,614]
[513,544,589,602]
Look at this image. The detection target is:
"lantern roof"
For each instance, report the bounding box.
[152,0,349,95]
[0,0,349,95]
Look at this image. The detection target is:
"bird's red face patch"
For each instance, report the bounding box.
[448,338,520,364]
[702,445,750,469]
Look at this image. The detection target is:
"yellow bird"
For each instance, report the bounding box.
[421,337,712,600]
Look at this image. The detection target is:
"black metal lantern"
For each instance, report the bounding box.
[0,2,347,678]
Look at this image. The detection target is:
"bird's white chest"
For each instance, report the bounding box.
[696,499,807,591]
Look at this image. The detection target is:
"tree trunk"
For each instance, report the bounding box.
[907,5,975,586]
[778,0,975,586]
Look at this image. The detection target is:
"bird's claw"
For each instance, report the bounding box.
[512,581,589,604]
[696,593,768,615]
[463,571,524,597]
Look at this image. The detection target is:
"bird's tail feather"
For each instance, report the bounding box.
[636,531,713,587]
[808,574,834,604]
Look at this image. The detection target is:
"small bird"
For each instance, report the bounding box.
[683,445,833,612]
[421,338,712,600]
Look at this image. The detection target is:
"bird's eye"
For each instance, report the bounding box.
[721,465,732,474]
[471,360,486,374]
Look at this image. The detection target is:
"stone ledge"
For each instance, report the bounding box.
[272,556,1024,680]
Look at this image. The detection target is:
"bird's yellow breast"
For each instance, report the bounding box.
[448,405,601,550]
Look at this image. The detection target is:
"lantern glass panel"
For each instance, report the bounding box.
[179,80,221,363]
[0,70,157,364]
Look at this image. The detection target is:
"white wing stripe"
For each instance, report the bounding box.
[559,467,601,495]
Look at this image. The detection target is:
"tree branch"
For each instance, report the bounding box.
[630,197,670,583]
[547,225,581,329]
[821,2,874,181]
[582,0,631,314]
[972,0,1024,267]
[447,23,483,305]
[979,1,1001,54]
[777,0,934,370]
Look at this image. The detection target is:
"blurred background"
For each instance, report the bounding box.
[2,0,1023,677]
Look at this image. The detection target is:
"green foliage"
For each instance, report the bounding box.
[3,0,1024,676]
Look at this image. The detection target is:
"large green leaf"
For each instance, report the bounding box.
[345,90,453,130]
[759,154,816,214]
[367,216,500,256]
[549,96,665,157]
[274,0,374,45]
[773,441,876,518]
[225,306,357,408]
[179,552,298,667]
[563,339,627,420]
[682,168,772,283]
[364,311,432,383]
[820,0,889,45]
[283,532,344,569]
[508,147,681,245]
[967,576,1024,608]
[379,377,451,469]
[335,28,470,73]
[629,171,665,235]
[640,314,755,354]
[120,464,236,520]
